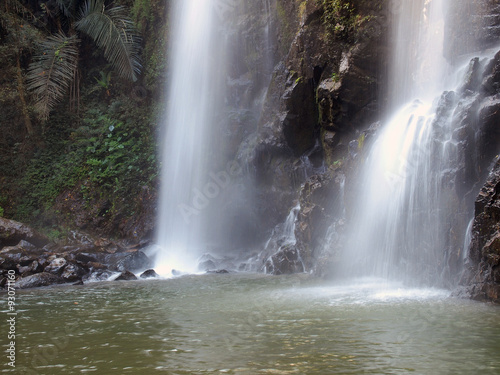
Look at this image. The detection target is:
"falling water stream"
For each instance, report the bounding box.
[154,0,227,275]
[340,0,476,284]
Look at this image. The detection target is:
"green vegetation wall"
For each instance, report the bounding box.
[0,0,171,240]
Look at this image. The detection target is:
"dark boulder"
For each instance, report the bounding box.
[207,269,231,274]
[44,258,68,275]
[18,260,44,276]
[16,273,64,289]
[74,253,99,265]
[0,257,17,271]
[115,271,138,281]
[111,251,152,273]
[82,270,114,283]
[265,245,304,275]
[140,269,159,279]
[61,263,87,282]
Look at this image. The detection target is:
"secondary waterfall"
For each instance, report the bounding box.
[154,0,227,275]
[341,0,470,284]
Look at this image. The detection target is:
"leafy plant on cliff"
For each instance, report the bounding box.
[15,104,158,227]
[318,0,360,41]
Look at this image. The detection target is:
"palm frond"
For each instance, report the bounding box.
[26,32,80,121]
[75,0,142,82]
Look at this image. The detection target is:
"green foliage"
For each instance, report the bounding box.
[131,0,152,31]
[95,70,112,90]
[0,1,43,51]
[318,0,362,41]
[131,0,169,92]
[15,104,158,225]
[358,133,365,150]
[75,108,157,192]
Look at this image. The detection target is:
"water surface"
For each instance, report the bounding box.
[2,274,499,374]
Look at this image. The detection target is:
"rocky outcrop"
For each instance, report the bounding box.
[464,159,500,303]
[0,218,158,289]
[243,0,389,238]
[264,244,304,275]
[295,171,345,273]
[0,217,50,248]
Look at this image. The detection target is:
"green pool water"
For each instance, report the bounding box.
[1,274,499,374]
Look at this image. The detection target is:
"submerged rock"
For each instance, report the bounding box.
[207,269,230,274]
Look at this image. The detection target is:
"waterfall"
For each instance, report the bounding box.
[389,0,449,107]
[154,0,228,275]
[340,0,472,284]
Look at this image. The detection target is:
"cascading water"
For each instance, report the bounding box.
[340,0,474,284]
[263,203,304,273]
[154,0,276,275]
[154,0,227,275]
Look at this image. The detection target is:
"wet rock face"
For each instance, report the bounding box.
[446,0,500,63]
[265,245,304,275]
[245,0,389,233]
[465,160,500,303]
[295,171,345,273]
